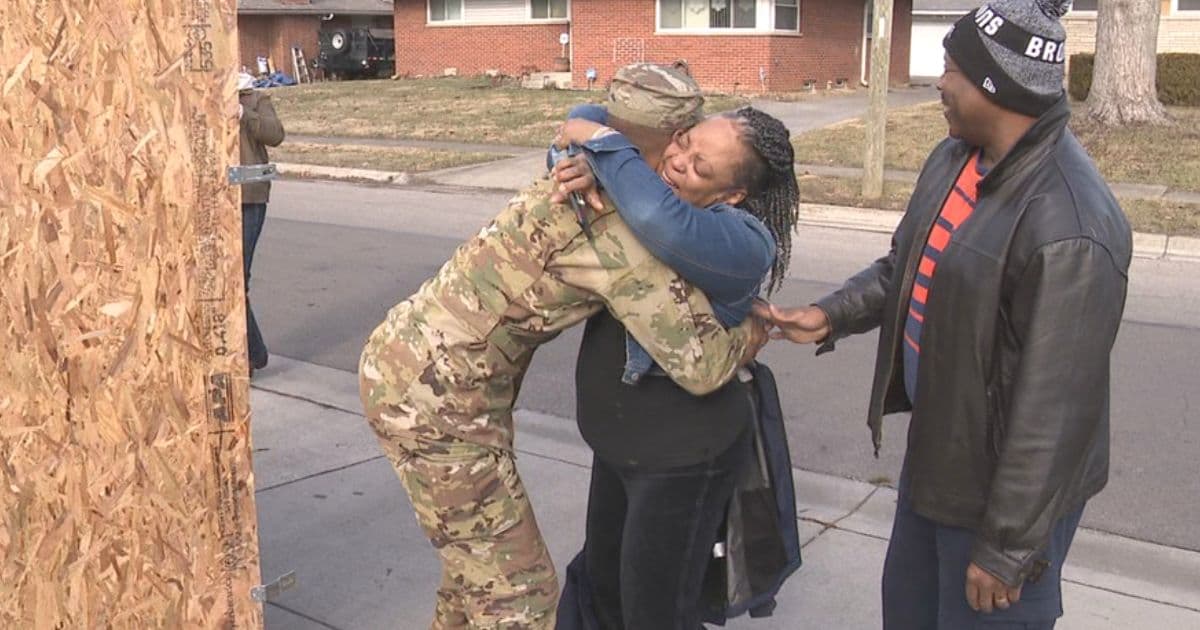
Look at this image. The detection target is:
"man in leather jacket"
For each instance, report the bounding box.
[756,1,1131,627]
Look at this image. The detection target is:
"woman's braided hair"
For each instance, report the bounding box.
[722,106,799,295]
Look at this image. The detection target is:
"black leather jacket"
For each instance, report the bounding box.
[815,97,1132,586]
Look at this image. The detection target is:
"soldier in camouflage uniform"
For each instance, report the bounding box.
[359,64,763,630]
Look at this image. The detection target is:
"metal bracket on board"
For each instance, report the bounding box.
[250,570,297,603]
[227,163,279,185]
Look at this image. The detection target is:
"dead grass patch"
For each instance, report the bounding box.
[272,142,504,173]
[799,175,1200,236]
[799,175,915,212]
[1121,198,1200,237]
[793,102,1200,192]
[269,77,749,147]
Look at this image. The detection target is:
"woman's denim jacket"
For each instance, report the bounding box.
[548,104,775,384]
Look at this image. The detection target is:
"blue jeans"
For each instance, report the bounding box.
[882,478,1084,630]
[242,203,268,368]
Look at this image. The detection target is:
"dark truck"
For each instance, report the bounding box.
[315,27,395,79]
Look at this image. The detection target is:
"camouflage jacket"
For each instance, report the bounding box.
[360,178,753,451]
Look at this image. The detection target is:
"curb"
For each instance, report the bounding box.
[272,164,1196,263]
[796,203,899,235]
[276,162,412,185]
[421,151,543,183]
[1166,235,1200,262]
[286,134,535,157]
[796,203,1199,263]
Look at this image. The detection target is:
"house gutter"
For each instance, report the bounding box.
[236,9,393,15]
[860,5,870,86]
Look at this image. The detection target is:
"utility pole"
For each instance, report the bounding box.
[863,0,895,200]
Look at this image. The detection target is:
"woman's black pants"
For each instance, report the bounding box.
[583,428,753,630]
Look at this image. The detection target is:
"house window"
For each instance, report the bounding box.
[532,0,568,19]
[708,0,758,28]
[659,0,798,31]
[1176,0,1200,12]
[775,0,798,30]
[429,0,569,24]
[430,0,463,21]
[733,0,757,26]
[1069,0,1097,11]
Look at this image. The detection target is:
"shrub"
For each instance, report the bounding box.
[1069,53,1200,106]
[1068,53,1094,102]
[1157,53,1200,106]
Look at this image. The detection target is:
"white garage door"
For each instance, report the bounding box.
[910,16,958,79]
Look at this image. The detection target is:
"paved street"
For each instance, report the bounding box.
[251,178,1200,553]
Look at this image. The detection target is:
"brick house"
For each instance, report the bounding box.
[1063,0,1200,56]
[392,0,913,92]
[911,0,1200,80]
[238,0,394,78]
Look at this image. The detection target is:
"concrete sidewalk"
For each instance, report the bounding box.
[279,150,1200,207]
[250,356,1200,629]
[288,134,537,157]
[791,204,1200,262]
[749,86,939,135]
[794,163,1200,205]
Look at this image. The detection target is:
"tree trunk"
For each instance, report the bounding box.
[1086,0,1168,125]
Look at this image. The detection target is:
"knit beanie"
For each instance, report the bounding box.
[943,0,1071,117]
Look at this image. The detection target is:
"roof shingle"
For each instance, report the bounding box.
[913,0,979,13]
[237,0,393,15]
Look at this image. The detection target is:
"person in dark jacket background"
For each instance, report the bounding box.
[237,72,285,374]
[755,1,1131,628]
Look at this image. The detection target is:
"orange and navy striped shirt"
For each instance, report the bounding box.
[903,151,986,404]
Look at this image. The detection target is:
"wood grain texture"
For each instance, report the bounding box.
[0,1,262,627]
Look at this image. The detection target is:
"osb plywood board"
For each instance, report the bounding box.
[0,1,262,628]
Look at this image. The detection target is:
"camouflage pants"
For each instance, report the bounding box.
[368,417,558,630]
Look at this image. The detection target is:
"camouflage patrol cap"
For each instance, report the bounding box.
[607,62,704,130]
